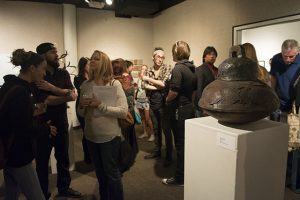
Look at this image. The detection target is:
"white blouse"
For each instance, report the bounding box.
[78,79,128,143]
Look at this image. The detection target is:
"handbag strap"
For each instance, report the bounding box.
[110,79,116,86]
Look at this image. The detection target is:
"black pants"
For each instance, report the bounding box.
[151,108,173,159]
[161,105,177,160]
[174,103,195,182]
[87,137,123,200]
[35,125,71,198]
[76,112,90,161]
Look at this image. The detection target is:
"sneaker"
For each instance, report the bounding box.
[138,132,148,139]
[144,152,161,159]
[58,188,82,198]
[148,134,155,142]
[162,177,184,186]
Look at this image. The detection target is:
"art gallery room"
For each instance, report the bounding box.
[1,0,300,199]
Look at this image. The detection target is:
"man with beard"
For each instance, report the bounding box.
[195,46,218,117]
[31,43,81,199]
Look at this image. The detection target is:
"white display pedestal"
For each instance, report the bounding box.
[185,117,289,200]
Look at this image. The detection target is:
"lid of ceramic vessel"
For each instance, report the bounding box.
[218,57,258,81]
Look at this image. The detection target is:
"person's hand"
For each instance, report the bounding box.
[36,80,55,92]
[47,121,57,138]
[142,75,149,81]
[88,94,101,108]
[69,89,77,101]
[33,102,47,117]
[80,93,92,107]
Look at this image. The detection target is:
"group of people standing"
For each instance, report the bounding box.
[0,43,81,200]
[1,38,300,200]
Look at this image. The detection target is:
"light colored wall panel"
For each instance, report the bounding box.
[0,1,64,54]
[77,8,153,65]
[154,0,300,67]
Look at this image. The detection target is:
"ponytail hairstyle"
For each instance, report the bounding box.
[10,49,45,73]
[172,41,191,62]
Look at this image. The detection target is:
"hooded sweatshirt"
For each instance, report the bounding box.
[0,75,49,167]
[169,60,197,106]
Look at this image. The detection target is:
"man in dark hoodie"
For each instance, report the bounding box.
[30,43,81,199]
[0,49,57,200]
[162,41,197,186]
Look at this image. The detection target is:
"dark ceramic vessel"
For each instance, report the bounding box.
[199,57,279,123]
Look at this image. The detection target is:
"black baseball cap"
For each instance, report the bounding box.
[36,42,56,55]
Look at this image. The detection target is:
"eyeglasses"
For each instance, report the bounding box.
[156,55,165,60]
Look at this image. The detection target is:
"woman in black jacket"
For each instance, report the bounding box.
[0,49,57,200]
[162,41,197,186]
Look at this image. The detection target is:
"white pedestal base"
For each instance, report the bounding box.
[185,117,289,200]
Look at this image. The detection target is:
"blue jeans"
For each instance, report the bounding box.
[87,137,123,200]
[4,162,45,200]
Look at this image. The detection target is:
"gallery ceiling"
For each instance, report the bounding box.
[6,0,185,18]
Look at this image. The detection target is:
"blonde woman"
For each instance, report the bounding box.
[78,50,128,200]
[162,41,197,186]
[242,43,270,84]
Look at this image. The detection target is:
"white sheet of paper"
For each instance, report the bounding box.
[92,85,117,117]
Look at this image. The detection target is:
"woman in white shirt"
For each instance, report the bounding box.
[78,50,128,200]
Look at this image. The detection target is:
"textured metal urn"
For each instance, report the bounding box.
[199,57,279,123]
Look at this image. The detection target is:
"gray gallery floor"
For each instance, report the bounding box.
[0,125,299,200]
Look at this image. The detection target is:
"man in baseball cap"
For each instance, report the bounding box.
[32,42,80,199]
[36,42,56,54]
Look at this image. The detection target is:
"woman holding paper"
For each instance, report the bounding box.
[78,50,128,200]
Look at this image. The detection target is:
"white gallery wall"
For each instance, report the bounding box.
[77,8,153,65]
[0,2,64,54]
[0,0,299,128]
[0,2,64,85]
[1,0,300,70]
[154,0,300,67]
[241,21,300,72]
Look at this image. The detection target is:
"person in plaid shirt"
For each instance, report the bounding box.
[142,47,174,167]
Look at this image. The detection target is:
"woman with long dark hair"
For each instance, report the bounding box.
[74,57,91,163]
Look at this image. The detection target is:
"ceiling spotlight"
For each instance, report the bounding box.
[88,0,105,9]
[85,0,90,3]
[106,0,113,5]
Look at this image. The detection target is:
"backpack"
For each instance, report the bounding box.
[0,85,21,169]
